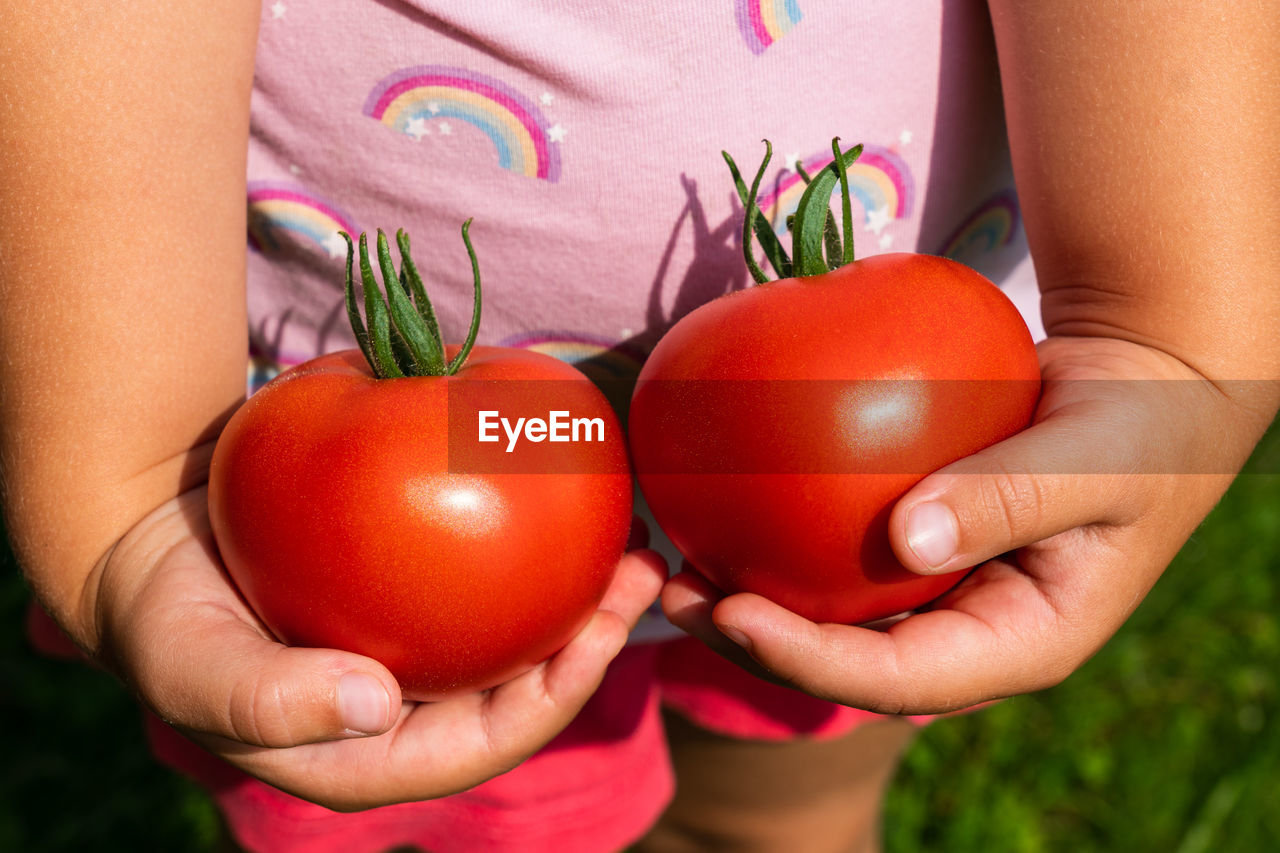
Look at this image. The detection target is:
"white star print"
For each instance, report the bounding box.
[899,129,913,146]
[405,117,430,141]
[547,124,567,143]
[322,232,349,259]
[878,233,895,250]
[540,92,555,106]
[437,122,452,136]
[865,205,893,235]
[426,101,441,114]
[784,151,802,173]
[270,1,286,19]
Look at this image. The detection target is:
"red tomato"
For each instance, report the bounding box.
[628,143,1040,625]
[209,228,632,699]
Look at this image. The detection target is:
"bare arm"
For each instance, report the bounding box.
[992,0,1280,384]
[0,0,254,647]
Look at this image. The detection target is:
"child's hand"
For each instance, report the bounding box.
[87,491,665,811]
[662,335,1275,714]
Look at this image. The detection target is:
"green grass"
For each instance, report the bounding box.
[884,434,1280,851]
[4,423,1279,851]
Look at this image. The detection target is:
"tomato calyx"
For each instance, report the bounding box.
[723,137,864,284]
[339,221,483,379]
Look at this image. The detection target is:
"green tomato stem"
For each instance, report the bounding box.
[791,141,863,277]
[833,136,855,267]
[724,137,864,284]
[445,219,482,376]
[341,221,484,379]
[722,149,792,279]
[342,232,376,371]
[740,141,774,286]
[357,233,406,379]
[395,230,447,366]
[379,230,445,376]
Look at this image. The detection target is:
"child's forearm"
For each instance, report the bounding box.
[989,0,1280,388]
[0,0,260,651]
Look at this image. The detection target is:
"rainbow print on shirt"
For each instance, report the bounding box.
[938,191,1020,263]
[364,66,562,182]
[757,144,914,239]
[501,331,645,416]
[736,0,803,54]
[247,182,357,258]
[500,332,645,385]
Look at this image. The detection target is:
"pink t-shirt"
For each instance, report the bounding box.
[246,0,1041,378]
[191,2,1041,850]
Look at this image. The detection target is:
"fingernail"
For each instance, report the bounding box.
[339,672,390,735]
[906,501,958,571]
[719,624,751,651]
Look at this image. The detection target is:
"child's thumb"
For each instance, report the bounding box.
[127,611,401,748]
[888,419,1129,577]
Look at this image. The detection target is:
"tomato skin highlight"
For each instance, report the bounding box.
[209,346,632,701]
[629,253,1041,625]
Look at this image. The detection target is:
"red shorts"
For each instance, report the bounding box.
[28,602,928,853]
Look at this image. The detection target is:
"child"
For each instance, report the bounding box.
[3,1,1276,851]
